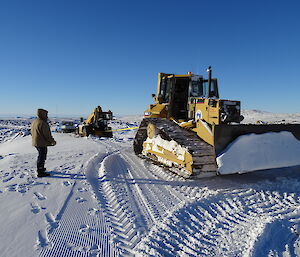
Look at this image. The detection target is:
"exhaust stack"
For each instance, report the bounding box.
[207,66,212,97]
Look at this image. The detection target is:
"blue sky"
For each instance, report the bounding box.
[0,0,299,117]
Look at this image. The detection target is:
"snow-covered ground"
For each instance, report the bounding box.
[1,111,300,257]
[241,110,300,124]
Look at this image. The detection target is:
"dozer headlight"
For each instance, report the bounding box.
[144,112,152,117]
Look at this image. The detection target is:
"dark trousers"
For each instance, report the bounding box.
[36,147,47,170]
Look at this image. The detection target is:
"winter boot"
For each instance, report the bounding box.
[37,169,50,177]
[37,164,50,177]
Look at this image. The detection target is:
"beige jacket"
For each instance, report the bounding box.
[31,109,56,147]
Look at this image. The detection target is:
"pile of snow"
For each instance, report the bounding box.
[143,135,188,167]
[217,131,300,174]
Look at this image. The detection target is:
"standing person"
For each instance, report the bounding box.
[31,108,56,177]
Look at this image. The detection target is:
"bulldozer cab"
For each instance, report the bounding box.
[157,73,219,120]
[93,111,113,130]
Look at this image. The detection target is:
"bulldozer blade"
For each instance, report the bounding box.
[214,124,300,156]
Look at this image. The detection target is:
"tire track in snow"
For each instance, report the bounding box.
[39,152,122,257]
[98,154,148,254]
[98,141,191,218]
[102,145,218,255]
[135,180,300,257]
[143,161,217,202]
[88,146,190,255]
[71,138,300,256]
[120,151,189,220]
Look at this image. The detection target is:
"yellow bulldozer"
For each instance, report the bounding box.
[134,67,300,177]
[77,106,113,138]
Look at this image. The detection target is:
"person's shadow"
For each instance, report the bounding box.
[48,171,86,180]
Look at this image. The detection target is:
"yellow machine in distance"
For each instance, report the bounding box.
[77,106,113,138]
[134,67,300,177]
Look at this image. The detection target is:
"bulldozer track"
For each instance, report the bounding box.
[134,118,217,178]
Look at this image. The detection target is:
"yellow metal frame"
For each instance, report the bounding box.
[143,141,193,175]
[145,73,228,148]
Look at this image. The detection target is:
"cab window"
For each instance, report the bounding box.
[159,78,171,102]
[190,79,208,97]
[201,80,219,98]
